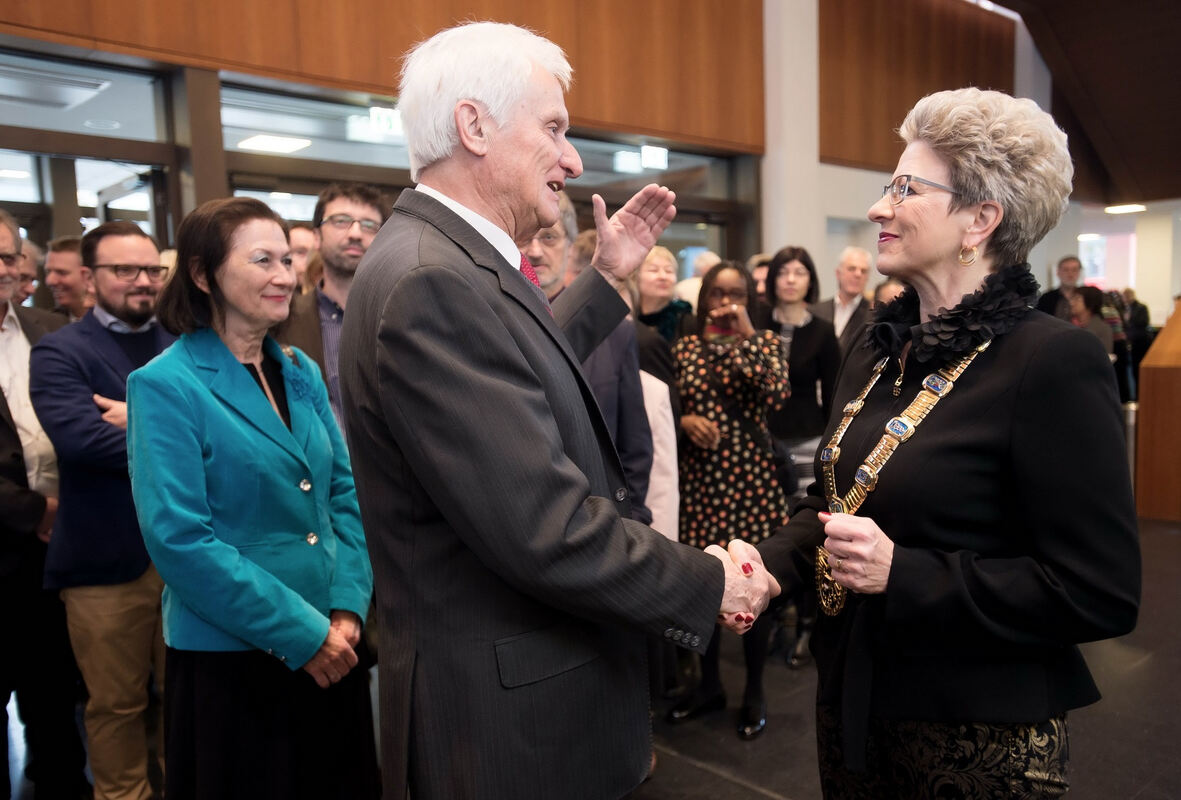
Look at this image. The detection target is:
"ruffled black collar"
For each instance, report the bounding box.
[866,263,1039,363]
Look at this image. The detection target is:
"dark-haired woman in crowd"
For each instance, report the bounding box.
[1071,284,1114,358]
[126,197,378,799]
[756,246,841,668]
[761,246,841,492]
[666,261,789,740]
[758,88,1139,797]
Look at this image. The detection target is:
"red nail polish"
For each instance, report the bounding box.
[734,613,745,622]
[741,562,753,576]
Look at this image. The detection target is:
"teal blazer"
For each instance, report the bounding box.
[127,328,371,669]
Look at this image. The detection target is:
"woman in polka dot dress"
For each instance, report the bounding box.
[666,260,790,741]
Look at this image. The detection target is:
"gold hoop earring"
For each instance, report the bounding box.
[958,246,978,266]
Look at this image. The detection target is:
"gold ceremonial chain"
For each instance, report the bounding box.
[816,341,992,615]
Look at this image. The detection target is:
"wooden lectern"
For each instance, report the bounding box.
[1136,298,1181,521]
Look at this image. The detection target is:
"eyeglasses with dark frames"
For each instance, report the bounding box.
[320,214,382,234]
[94,264,170,281]
[882,174,958,205]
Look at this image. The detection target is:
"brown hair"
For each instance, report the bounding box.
[156,197,287,335]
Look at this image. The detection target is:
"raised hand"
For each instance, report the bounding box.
[706,539,781,634]
[591,184,677,283]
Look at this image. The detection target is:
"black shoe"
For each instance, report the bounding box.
[737,702,767,740]
[789,627,813,669]
[666,690,726,723]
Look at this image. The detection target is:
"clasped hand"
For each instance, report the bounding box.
[301,610,363,689]
[706,540,781,634]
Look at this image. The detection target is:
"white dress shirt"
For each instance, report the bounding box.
[832,294,863,339]
[0,302,58,496]
[415,184,524,272]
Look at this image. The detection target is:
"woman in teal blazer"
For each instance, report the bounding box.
[127,197,378,799]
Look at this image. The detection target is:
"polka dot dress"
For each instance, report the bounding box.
[673,330,790,548]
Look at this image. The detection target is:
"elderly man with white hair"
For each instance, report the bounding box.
[813,245,873,354]
[339,21,779,800]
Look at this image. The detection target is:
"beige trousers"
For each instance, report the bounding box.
[62,564,166,800]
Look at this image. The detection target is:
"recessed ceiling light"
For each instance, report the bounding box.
[237,134,312,154]
[640,145,668,170]
[1104,204,1146,215]
[0,169,30,179]
[83,119,122,130]
[269,191,293,200]
[613,150,643,174]
[1077,233,1101,241]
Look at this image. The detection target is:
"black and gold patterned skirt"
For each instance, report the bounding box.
[816,705,1069,799]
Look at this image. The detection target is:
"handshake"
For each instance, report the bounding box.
[706,540,781,634]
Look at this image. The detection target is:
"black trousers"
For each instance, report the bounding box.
[1,548,87,800]
[165,645,380,800]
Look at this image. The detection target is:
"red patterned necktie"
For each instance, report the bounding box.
[519,253,541,288]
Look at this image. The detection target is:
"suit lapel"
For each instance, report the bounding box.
[269,337,316,456]
[186,329,307,466]
[393,190,627,494]
[393,190,585,372]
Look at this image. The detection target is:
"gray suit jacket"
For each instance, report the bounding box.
[340,189,723,800]
[813,295,871,355]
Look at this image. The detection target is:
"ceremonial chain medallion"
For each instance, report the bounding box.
[816,341,992,615]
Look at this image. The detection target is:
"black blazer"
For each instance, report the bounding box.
[29,311,176,588]
[580,319,654,523]
[813,295,871,355]
[760,307,1139,759]
[339,189,724,800]
[1,305,66,578]
[764,315,841,441]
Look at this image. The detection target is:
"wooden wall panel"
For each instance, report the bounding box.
[86,1,301,75]
[0,0,93,39]
[819,0,1014,172]
[0,0,763,154]
[293,0,579,95]
[572,0,763,153]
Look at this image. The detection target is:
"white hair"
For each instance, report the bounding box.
[397,22,573,181]
[838,246,872,267]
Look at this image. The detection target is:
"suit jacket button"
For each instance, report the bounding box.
[690,635,701,647]
[306,532,319,545]
[614,488,627,502]
[663,627,675,639]
[299,478,312,492]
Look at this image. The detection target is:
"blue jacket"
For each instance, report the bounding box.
[29,311,176,588]
[126,328,372,669]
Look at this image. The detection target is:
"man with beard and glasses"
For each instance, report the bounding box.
[280,183,388,430]
[30,220,174,800]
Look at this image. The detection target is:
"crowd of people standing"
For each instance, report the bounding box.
[1,20,1149,800]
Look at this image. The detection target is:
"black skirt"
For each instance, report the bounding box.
[164,646,380,800]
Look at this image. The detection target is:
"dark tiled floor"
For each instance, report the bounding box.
[633,518,1181,800]
[9,521,1178,799]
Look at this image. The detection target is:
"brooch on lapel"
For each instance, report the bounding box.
[280,344,312,400]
